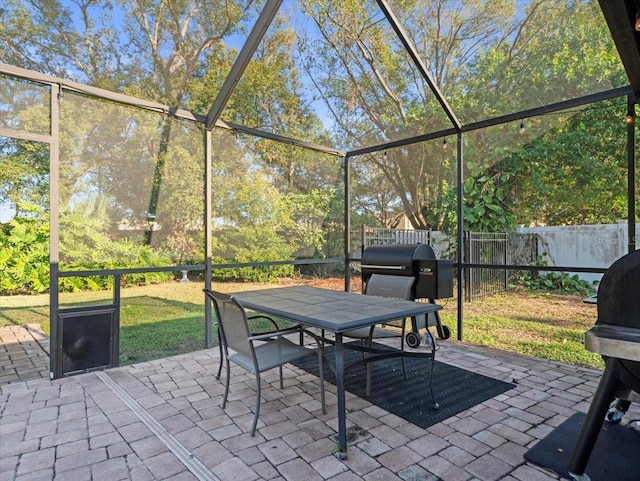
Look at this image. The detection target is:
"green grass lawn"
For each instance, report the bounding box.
[1,282,208,365]
[440,290,603,369]
[0,280,604,369]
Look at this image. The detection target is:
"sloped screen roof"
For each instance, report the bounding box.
[215,0,626,152]
[0,0,625,155]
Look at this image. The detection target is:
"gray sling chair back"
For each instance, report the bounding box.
[211,303,278,381]
[204,288,325,436]
[342,274,415,397]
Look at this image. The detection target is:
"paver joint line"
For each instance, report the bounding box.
[96,371,220,481]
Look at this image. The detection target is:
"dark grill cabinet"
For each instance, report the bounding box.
[418,259,454,300]
[55,306,117,377]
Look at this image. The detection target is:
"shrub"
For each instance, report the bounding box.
[520,254,597,296]
[1,214,174,294]
[211,228,297,282]
[0,215,50,294]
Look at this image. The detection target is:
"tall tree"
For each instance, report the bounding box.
[297,0,515,231]
[461,0,628,230]
[0,0,259,244]
[188,11,344,257]
[297,0,626,231]
[0,138,49,218]
[0,0,258,105]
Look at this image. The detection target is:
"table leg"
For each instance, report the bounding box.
[335,332,347,459]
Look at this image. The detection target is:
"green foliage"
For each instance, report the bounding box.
[0,137,50,215]
[463,171,516,232]
[519,254,597,296]
[1,0,634,294]
[300,0,628,232]
[212,258,295,283]
[210,231,297,282]
[0,210,50,294]
[283,188,341,257]
[56,194,174,289]
[206,129,343,272]
[510,101,629,226]
[58,237,173,292]
[522,270,597,296]
[0,199,174,294]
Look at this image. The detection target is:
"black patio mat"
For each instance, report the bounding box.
[524,412,640,481]
[293,343,515,429]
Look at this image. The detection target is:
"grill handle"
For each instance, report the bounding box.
[360,264,407,271]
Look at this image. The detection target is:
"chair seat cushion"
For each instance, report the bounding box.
[230,337,314,373]
[343,326,401,339]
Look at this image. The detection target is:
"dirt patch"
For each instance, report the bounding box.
[272,276,363,292]
[212,276,363,294]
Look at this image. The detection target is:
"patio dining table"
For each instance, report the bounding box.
[230,285,442,458]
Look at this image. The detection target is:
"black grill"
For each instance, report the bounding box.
[568,249,640,478]
[360,243,454,342]
[596,249,640,391]
[361,244,454,300]
[598,250,640,327]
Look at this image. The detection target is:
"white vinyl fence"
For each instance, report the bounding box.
[517,221,639,283]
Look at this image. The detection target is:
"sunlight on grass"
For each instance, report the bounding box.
[440,292,604,370]
[118,296,205,364]
[1,281,604,369]
[1,281,210,364]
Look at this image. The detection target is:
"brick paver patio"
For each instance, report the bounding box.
[1,324,638,481]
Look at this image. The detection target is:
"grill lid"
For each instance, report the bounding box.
[361,243,436,270]
[597,249,640,329]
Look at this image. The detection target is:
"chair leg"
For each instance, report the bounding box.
[216,329,223,380]
[365,339,373,397]
[427,343,439,410]
[279,365,284,389]
[221,360,231,409]
[427,330,439,409]
[251,372,262,436]
[567,358,620,478]
[400,319,407,381]
[318,345,326,414]
[216,350,224,380]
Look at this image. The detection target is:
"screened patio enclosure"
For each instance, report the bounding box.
[0,0,638,378]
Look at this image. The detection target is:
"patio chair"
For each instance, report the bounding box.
[203,288,325,436]
[343,273,414,396]
[212,308,278,381]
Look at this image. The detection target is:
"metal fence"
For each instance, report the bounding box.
[358,225,431,254]
[464,231,538,301]
[356,226,538,301]
[465,232,507,300]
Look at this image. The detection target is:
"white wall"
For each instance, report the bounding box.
[516,221,639,283]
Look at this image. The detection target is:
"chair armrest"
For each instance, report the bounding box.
[248,325,303,342]
[248,314,280,331]
[302,328,325,344]
[248,315,303,338]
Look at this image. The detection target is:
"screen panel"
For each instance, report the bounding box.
[58,90,205,271]
[0,74,51,135]
[209,127,345,280]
